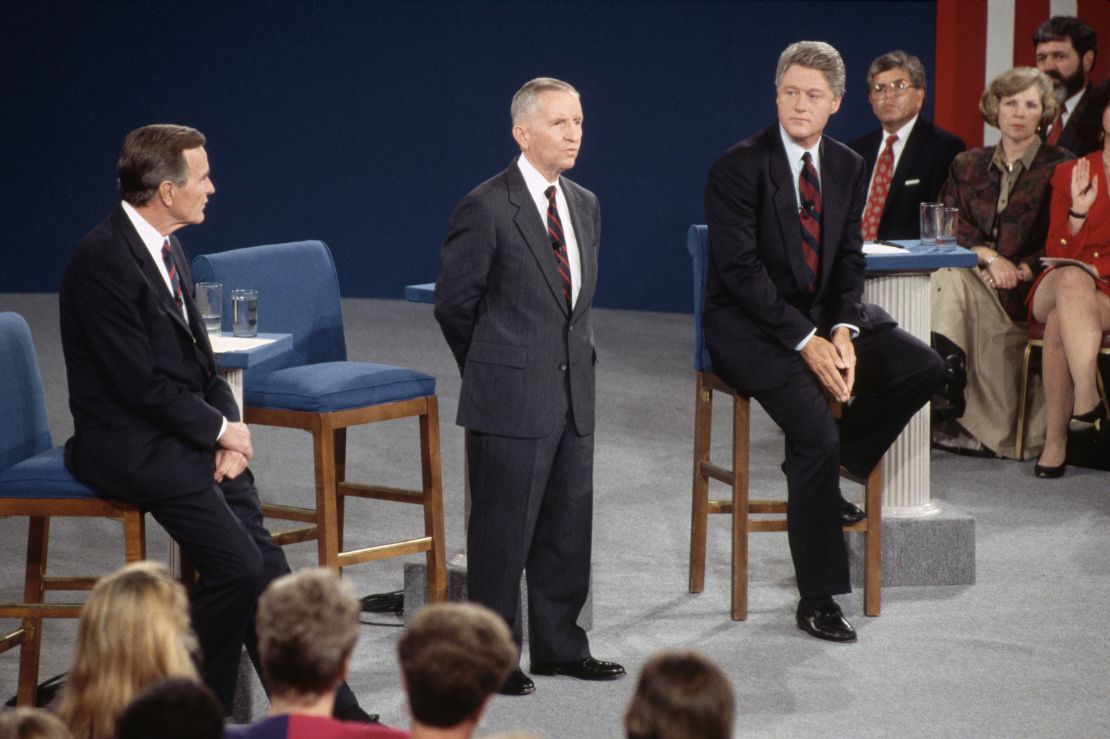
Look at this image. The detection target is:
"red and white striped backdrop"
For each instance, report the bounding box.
[935,0,1109,147]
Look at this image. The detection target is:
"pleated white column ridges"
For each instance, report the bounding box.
[862,274,939,516]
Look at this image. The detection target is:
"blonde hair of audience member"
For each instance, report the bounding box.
[398,603,516,737]
[0,707,73,739]
[255,568,360,715]
[979,66,1059,132]
[56,562,198,739]
[624,651,734,739]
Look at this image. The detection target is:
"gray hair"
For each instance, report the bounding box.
[510,77,579,124]
[775,41,846,98]
[979,66,1059,130]
[866,50,926,92]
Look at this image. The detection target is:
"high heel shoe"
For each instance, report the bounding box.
[1034,460,1067,478]
[1069,403,1107,432]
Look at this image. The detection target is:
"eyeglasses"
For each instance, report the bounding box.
[870,80,916,98]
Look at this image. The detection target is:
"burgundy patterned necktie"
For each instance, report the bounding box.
[544,186,572,308]
[161,239,183,306]
[798,152,821,292]
[861,134,897,241]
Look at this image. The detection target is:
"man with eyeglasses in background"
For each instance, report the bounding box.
[848,50,965,242]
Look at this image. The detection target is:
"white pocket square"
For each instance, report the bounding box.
[905,179,921,186]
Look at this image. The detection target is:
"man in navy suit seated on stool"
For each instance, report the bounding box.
[703,42,945,642]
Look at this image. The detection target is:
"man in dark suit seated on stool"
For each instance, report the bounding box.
[703,42,945,642]
[848,50,965,242]
[59,124,372,721]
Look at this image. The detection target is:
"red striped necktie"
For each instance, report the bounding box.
[798,152,821,292]
[544,186,572,309]
[1046,102,1067,145]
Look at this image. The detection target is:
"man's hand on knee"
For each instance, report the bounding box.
[217,421,253,461]
[214,449,249,482]
[800,335,851,403]
[830,327,856,398]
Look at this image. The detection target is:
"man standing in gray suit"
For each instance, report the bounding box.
[435,77,625,696]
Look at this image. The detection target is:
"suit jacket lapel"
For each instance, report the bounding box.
[506,163,571,316]
[112,207,195,339]
[768,132,813,293]
[817,138,848,290]
[886,119,925,202]
[563,183,595,319]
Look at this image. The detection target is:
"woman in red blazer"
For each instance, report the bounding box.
[1027,79,1110,477]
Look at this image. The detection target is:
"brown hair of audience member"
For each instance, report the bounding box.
[117,124,206,206]
[1069,78,1110,155]
[115,677,225,739]
[0,707,72,739]
[56,562,199,739]
[624,650,735,739]
[256,568,361,702]
[398,603,517,730]
[1033,16,1098,68]
[979,67,1059,130]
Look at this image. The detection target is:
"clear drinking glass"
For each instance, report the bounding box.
[936,207,959,249]
[919,202,941,246]
[195,282,222,335]
[231,289,258,337]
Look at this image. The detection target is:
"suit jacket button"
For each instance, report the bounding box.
[559,362,567,371]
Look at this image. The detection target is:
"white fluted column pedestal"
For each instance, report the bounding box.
[846,272,975,586]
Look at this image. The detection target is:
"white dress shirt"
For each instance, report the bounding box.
[516,155,582,309]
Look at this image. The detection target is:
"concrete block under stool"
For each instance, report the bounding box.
[403,555,593,633]
[847,499,975,586]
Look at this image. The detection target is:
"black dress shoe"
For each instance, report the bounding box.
[839,496,865,525]
[796,599,857,642]
[530,657,626,681]
[1034,460,1067,479]
[1070,403,1107,432]
[498,668,535,696]
[332,699,379,724]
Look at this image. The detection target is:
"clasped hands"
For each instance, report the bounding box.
[215,420,253,482]
[800,326,855,404]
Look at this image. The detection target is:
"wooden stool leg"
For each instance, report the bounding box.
[689,374,712,594]
[420,397,447,603]
[863,460,883,616]
[313,419,341,571]
[17,516,49,706]
[333,427,347,555]
[732,395,751,621]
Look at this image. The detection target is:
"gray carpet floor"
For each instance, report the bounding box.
[2,293,1108,738]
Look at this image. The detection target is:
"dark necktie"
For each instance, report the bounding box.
[798,152,821,292]
[861,134,897,241]
[161,238,183,306]
[1046,102,1067,145]
[544,186,572,308]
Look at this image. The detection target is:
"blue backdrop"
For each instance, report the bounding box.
[0,1,934,312]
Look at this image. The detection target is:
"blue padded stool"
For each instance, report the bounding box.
[0,312,146,706]
[685,226,882,620]
[192,242,446,602]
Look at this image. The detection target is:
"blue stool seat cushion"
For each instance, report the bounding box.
[245,362,436,413]
[0,446,100,499]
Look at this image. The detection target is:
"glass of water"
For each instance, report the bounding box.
[195,282,222,335]
[936,207,959,249]
[919,202,941,246]
[232,289,259,337]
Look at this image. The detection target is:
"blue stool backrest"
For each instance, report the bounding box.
[687,224,713,372]
[0,312,52,472]
[192,240,347,382]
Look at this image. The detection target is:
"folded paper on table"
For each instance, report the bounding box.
[209,335,277,353]
[863,242,909,255]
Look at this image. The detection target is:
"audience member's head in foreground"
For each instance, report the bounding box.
[56,561,198,739]
[624,650,734,739]
[0,708,72,739]
[115,677,224,739]
[398,602,517,738]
